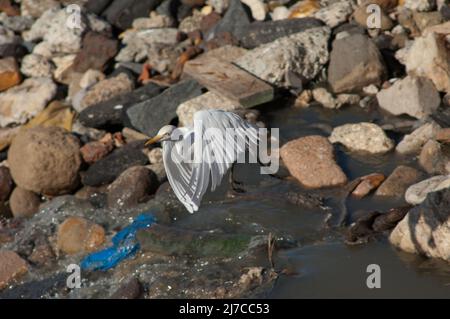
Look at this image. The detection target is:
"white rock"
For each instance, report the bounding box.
[362,84,379,95]
[207,0,230,14]
[79,69,105,90]
[329,122,395,154]
[336,93,361,106]
[177,92,242,127]
[376,76,440,119]
[403,0,436,12]
[235,26,331,88]
[0,78,57,127]
[240,0,267,21]
[396,121,441,154]
[20,54,55,78]
[405,175,450,205]
[405,32,450,93]
[271,6,290,21]
[312,87,337,109]
[52,54,76,84]
[314,0,353,28]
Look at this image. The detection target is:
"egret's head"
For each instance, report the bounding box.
[145,125,176,146]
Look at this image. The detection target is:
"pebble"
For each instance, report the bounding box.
[390,188,450,262]
[271,6,290,21]
[419,139,449,174]
[20,54,55,78]
[9,187,40,219]
[209,0,251,42]
[376,76,440,119]
[312,87,338,109]
[0,57,20,92]
[0,166,13,202]
[240,0,267,21]
[403,0,436,12]
[111,278,143,299]
[353,4,394,31]
[102,0,162,30]
[329,122,395,154]
[436,128,450,143]
[20,0,60,18]
[280,135,348,189]
[8,126,82,195]
[314,0,353,28]
[375,165,424,198]
[405,175,450,205]
[57,216,105,255]
[0,77,57,127]
[396,121,441,154]
[148,147,163,164]
[352,173,386,198]
[328,33,387,93]
[80,137,115,165]
[107,166,159,209]
[0,250,28,290]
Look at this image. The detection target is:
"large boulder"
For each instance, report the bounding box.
[8,127,82,195]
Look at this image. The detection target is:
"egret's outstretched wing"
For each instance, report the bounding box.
[163,110,259,213]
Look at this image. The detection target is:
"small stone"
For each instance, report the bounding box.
[436,128,450,143]
[0,250,28,290]
[73,32,118,73]
[52,54,77,84]
[0,77,57,127]
[80,139,114,165]
[209,0,251,41]
[419,139,449,174]
[294,89,313,108]
[0,57,20,92]
[352,173,386,198]
[271,6,290,21]
[353,4,394,31]
[362,84,379,95]
[107,166,158,209]
[403,0,436,12]
[148,147,163,164]
[312,87,337,109]
[0,166,13,202]
[21,0,60,18]
[376,76,440,119]
[375,165,424,198]
[28,242,55,267]
[314,0,353,28]
[336,93,361,106]
[328,34,387,93]
[111,278,143,299]
[405,175,450,205]
[240,0,266,21]
[413,11,443,32]
[8,126,82,195]
[280,135,348,189]
[80,73,135,110]
[57,216,105,255]
[396,121,441,154]
[103,0,161,30]
[20,54,55,78]
[9,187,40,219]
[329,122,395,154]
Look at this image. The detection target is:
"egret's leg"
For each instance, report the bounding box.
[229,163,245,194]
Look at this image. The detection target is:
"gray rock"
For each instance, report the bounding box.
[376,76,440,120]
[126,79,203,136]
[404,0,436,12]
[328,33,387,93]
[207,0,251,41]
[314,0,353,28]
[405,175,450,205]
[396,121,441,154]
[20,54,55,78]
[235,26,331,88]
[103,0,162,30]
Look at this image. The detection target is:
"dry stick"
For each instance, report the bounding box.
[267,232,275,269]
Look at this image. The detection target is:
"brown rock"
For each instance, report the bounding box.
[361,0,398,11]
[352,173,385,198]
[73,32,118,73]
[280,136,348,189]
[0,166,13,202]
[111,278,143,299]
[354,5,394,31]
[28,242,55,267]
[0,250,28,290]
[419,139,449,175]
[9,187,40,218]
[57,216,105,255]
[0,57,21,92]
[0,0,20,16]
[80,138,114,165]
[8,126,82,195]
[375,165,424,198]
[107,166,159,209]
[436,128,450,144]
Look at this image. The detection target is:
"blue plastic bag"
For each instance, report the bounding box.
[80,213,157,271]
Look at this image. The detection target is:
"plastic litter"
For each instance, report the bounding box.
[80,213,157,271]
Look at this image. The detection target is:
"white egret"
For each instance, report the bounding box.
[145,110,260,213]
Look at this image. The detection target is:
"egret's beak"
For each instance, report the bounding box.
[145,135,162,146]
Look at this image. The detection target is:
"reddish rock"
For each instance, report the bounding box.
[73,32,118,73]
[375,165,424,198]
[0,166,14,202]
[280,135,348,189]
[80,138,114,164]
[0,57,21,92]
[9,187,40,218]
[0,250,28,290]
[436,128,450,144]
[352,173,385,198]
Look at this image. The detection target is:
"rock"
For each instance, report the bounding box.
[236,26,330,88]
[413,11,443,32]
[376,76,440,119]
[103,0,162,30]
[0,78,57,127]
[353,4,393,31]
[148,147,163,164]
[238,18,324,49]
[436,128,450,143]
[405,175,450,205]
[294,89,313,108]
[111,278,143,299]
[9,187,40,219]
[8,126,82,195]
[419,139,449,174]
[127,79,203,137]
[80,73,135,111]
[240,0,266,21]
[82,141,149,186]
[328,34,387,93]
[312,88,337,109]
[314,0,353,28]
[403,0,436,12]
[405,32,450,93]
[72,32,118,73]
[390,188,450,262]
[375,165,424,198]
[329,122,395,154]
[20,54,55,78]
[271,6,290,21]
[53,54,77,84]
[0,250,28,290]
[107,166,158,209]
[352,173,386,198]
[56,216,105,255]
[79,83,163,129]
[0,166,13,202]
[396,121,441,154]
[147,162,166,184]
[28,241,55,268]
[179,9,204,33]
[132,12,174,29]
[0,57,20,92]
[336,93,361,106]
[80,138,114,165]
[21,0,60,18]
[209,0,251,41]
[177,92,241,127]
[207,0,229,14]
[280,135,347,189]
